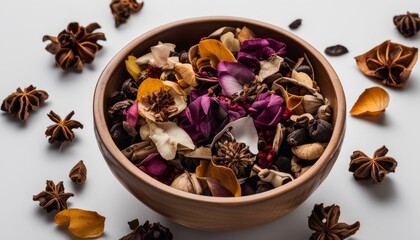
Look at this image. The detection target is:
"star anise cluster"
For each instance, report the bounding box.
[1,85,48,121]
[393,11,420,38]
[232,81,269,106]
[349,145,397,184]
[213,136,256,178]
[110,0,144,28]
[45,110,84,145]
[43,22,106,72]
[355,40,418,87]
[308,203,360,240]
[141,89,178,121]
[32,180,74,212]
[119,219,173,240]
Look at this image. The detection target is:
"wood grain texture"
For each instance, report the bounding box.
[93,16,346,231]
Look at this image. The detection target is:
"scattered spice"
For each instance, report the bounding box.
[350,86,389,117]
[119,219,173,240]
[288,19,302,29]
[354,40,418,88]
[54,208,105,239]
[69,160,87,184]
[45,110,83,145]
[32,180,74,212]
[349,145,397,183]
[308,203,360,240]
[110,0,144,28]
[43,22,106,72]
[393,11,420,37]
[1,85,48,122]
[324,44,349,56]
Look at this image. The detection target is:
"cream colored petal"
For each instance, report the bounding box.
[291,70,313,88]
[173,62,197,87]
[220,32,240,52]
[136,52,154,66]
[259,55,283,80]
[350,86,390,116]
[151,42,176,69]
[156,121,195,150]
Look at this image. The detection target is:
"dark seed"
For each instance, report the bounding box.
[289,19,302,30]
[325,45,349,56]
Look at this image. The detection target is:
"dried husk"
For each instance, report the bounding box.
[122,140,157,162]
[291,142,327,160]
[303,94,324,115]
[286,95,305,115]
[54,208,105,239]
[237,26,256,43]
[289,113,314,128]
[170,171,203,194]
[350,86,390,116]
[317,103,332,121]
[259,55,284,80]
[252,165,293,188]
[220,32,240,53]
[272,123,285,154]
[291,156,311,177]
[196,160,241,197]
[272,77,320,101]
[291,70,314,88]
[287,128,308,146]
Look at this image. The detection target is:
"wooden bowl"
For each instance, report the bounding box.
[93,16,346,231]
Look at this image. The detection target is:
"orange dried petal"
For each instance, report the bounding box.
[136,78,165,100]
[198,39,236,69]
[54,208,105,238]
[350,86,390,116]
[286,95,305,115]
[196,160,241,197]
[125,55,143,81]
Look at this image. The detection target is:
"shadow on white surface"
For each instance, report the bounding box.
[354,178,397,203]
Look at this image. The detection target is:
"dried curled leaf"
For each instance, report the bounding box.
[350,86,390,116]
[54,208,105,238]
[196,160,241,197]
[125,55,142,80]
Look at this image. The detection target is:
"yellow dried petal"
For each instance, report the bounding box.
[136,78,165,100]
[350,86,390,116]
[196,160,241,197]
[291,70,313,88]
[220,32,240,52]
[54,208,105,239]
[125,55,142,81]
[287,95,305,115]
[237,26,256,43]
[198,39,236,69]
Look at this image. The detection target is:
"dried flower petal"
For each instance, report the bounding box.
[198,177,234,197]
[54,208,105,239]
[137,153,181,185]
[140,121,195,160]
[217,61,256,97]
[350,86,389,116]
[125,55,142,80]
[197,39,236,69]
[248,91,284,129]
[196,160,241,197]
[220,31,240,52]
[354,40,418,87]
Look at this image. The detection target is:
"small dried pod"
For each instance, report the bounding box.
[291,156,311,178]
[255,167,294,188]
[289,113,314,128]
[317,104,332,121]
[286,95,304,115]
[303,94,324,115]
[69,160,87,184]
[122,140,157,162]
[292,142,327,160]
[286,128,308,146]
[308,119,333,142]
[170,171,203,194]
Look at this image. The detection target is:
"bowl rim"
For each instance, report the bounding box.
[93,16,346,205]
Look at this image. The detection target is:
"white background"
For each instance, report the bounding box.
[0,0,419,239]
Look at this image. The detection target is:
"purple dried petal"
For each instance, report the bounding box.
[218,61,255,97]
[140,153,168,176]
[248,92,284,129]
[123,101,139,128]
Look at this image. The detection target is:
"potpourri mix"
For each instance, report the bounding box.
[107,26,333,197]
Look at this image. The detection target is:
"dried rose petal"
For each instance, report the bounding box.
[217,61,255,97]
[248,92,284,129]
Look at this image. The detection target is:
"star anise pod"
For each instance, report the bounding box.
[308,203,360,240]
[43,22,106,72]
[349,145,397,184]
[231,81,269,105]
[32,180,74,212]
[141,89,178,121]
[45,110,83,145]
[1,85,48,121]
[110,0,144,28]
[354,40,418,88]
[393,11,420,38]
[119,219,173,240]
[213,134,256,178]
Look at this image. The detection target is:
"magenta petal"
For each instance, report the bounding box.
[266,38,286,56]
[240,38,269,51]
[248,92,284,129]
[217,61,255,97]
[140,153,168,176]
[123,101,139,128]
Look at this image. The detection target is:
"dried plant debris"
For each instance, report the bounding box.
[350,86,389,117]
[110,0,144,28]
[32,180,74,212]
[354,40,418,88]
[43,22,106,72]
[69,160,87,184]
[289,19,302,29]
[1,85,48,121]
[324,45,349,56]
[349,145,397,184]
[45,110,83,145]
[119,219,173,240]
[54,208,105,239]
[308,203,360,240]
[393,11,420,37]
